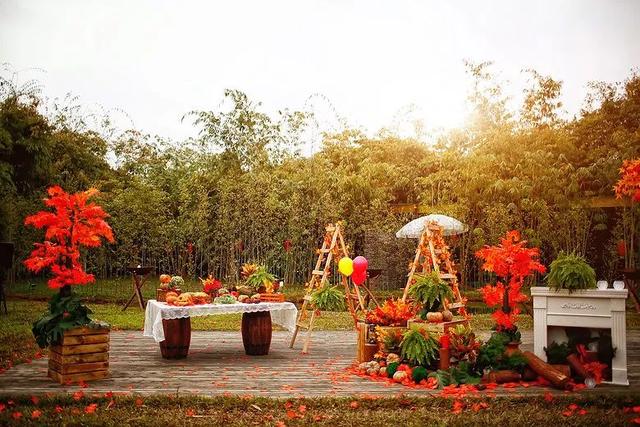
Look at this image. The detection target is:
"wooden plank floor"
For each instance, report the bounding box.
[0,330,638,397]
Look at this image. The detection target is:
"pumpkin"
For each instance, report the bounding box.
[393,370,407,383]
[442,310,453,322]
[166,294,179,305]
[174,293,194,306]
[160,274,171,284]
[426,311,444,323]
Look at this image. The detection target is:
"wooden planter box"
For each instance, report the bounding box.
[407,318,468,336]
[48,326,110,384]
[356,322,378,363]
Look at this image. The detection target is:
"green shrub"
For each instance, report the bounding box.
[400,328,439,367]
[545,252,596,292]
[310,285,345,311]
[544,341,571,364]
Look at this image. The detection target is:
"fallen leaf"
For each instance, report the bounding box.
[31,410,42,419]
[350,401,360,409]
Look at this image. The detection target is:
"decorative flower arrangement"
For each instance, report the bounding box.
[475,230,546,333]
[365,299,415,327]
[23,186,114,348]
[242,263,278,293]
[201,274,222,296]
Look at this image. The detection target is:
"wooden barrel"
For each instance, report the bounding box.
[241,311,272,355]
[160,318,191,359]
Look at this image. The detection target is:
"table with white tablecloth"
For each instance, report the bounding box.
[143,300,298,358]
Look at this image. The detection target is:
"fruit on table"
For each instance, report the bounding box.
[191,292,211,305]
[165,291,179,305]
[160,274,171,284]
[213,294,237,304]
[442,310,453,322]
[174,293,194,306]
[236,285,253,296]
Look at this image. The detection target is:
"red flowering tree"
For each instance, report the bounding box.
[24,186,114,292]
[24,186,114,348]
[475,231,546,333]
[614,158,640,269]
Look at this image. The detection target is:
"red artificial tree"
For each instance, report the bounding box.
[475,230,546,333]
[614,158,640,270]
[24,186,114,294]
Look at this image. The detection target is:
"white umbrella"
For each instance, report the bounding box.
[395,214,468,238]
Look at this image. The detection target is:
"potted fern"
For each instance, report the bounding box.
[310,284,345,311]
[407,272,454,323]
[545,252,596,292]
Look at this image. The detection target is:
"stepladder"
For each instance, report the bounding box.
[290,223,366,353]
[402,221,469,320]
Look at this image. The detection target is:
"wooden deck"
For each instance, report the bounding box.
[0,330,638,397]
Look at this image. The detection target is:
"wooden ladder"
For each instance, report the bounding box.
[402,221,468,318]
[290,223,364,353]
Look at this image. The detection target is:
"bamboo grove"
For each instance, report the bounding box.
[1,63,639,289]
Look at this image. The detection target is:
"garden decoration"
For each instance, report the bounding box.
[23,186,114,384]
[614,158,640,310]
[290,222,366,353]
[122,265,154,310]
[401,220,469,327]
[157,274,184,302]
[241,263,284,302]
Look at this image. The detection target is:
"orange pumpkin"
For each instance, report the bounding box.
[160,274,172,284]
[166,294,179,305]
[426,312,444,323]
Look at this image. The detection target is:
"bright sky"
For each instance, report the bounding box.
[1,0,639,149]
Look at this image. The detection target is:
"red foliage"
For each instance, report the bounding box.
[365,299,415,326]
[23,186,114,289]
[476,231,545,330]
[615,158,640,202]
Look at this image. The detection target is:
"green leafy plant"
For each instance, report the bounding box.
[32,292,108,348]
[311,285,345,311]
[475,331,527,373]
[545,252,596,292]
[544,341,571,364]
[245,265,276,292]
[408,272,454,318]
[428,362,481,389]
[400,327,439,367]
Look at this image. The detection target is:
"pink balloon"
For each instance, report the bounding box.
[351,270,367,286]
[352,256,368,275]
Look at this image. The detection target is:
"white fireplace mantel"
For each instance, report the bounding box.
[531,286,628,386]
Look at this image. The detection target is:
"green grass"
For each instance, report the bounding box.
[0,393,639,426]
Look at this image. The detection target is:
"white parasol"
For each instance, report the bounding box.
[395,214,468,238]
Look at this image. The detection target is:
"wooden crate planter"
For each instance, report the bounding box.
[407,318,468,336]
[356,322,378,363]
[48,326,110,384]
[259,293,285,303]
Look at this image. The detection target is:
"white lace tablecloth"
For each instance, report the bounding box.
[143,299,298,342]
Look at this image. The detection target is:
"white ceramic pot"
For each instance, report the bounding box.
[597,280,609,290]
[613,280,625,290]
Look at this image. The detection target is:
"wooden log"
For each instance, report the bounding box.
[523,351,571,390]
[551,364,571,378]
[482,370,522,384]
[241,311,272,356]
[566,353,591,380]
[160,318,191,359]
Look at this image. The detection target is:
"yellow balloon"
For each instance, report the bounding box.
[338,257,354,276]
